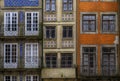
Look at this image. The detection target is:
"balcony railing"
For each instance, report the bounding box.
[62,14,74,21]
[0,56,41,69]
[80,65,117,76]
[44,14,57,21]
[62,39,74,48]
[80,65,97,76]
[44,39,57,48]
[0,24,42,37]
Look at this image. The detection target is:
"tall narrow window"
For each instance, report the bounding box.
[25,12,39,35]
[4,12,18,36]
[25,75,38,81]
[4,76,17,81]
[61,53,73,67]
[82,14,96,32]
[102,47,116,75]
[102,14,116,32]
[25,43,38,68]
[63,26,72,38]
[45,53,57,68]
[45,26,55,39]
[81,47,96,75]
[4,43,17,68]
[46,0,56,11]
[63,0,73,11]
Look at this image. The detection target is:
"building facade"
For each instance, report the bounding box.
[42,0,76,81]
[77,0,119,81]
[0,0,120,81]
[0,0,42,81]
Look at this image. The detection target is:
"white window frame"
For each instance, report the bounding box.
[25,75,39,81]
[4,12,18,36]
[80,12,98,34]
[25,12,39,36]
[25,43,39,68]
[4,43,18,68]
[100,12,117,34]
[101,45,117,75]
[4,75,17,81]
[80,45,98,75]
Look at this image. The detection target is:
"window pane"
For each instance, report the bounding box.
[26,13,31,31]
[12,45,17,63]
[61,53,73,67]
[33,13,38,31]
[51,0,56,11]
[5,76,10,81]
[102,47,116,75]
[63,0,73,11]
[82,14,96,32]
[102,14,115,32]
[45,53,57,68]
[63,26,72,38]
[82,47,96,75]
[46,26,55,38]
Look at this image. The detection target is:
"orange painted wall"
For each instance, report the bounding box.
[77,1,118,76]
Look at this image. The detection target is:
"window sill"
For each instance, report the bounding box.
[101,32,117,34]
[45,11,56,13]
[44,38,57,40]
[62,38,73,40]
[81,31,98,34]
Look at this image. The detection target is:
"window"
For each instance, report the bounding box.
[25,43,38,68]
[63,26,72,38]
[63,0,73,11]
[46,0,56,11]
[4,76,17,81]
[4,12,18,36]
[25,75,38,81]
[25,12,39,35]
[45,53,57,68]
[45,26,55,39]
[61,53,73,67]
[82,14,96,32]
[102,14,116,33]
[81,47,96,75]
[102,47,116,75]
[4,43,17,68]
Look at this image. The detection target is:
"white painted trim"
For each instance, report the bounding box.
[25,43,39,68]
[25,12,39,36]
[4,43,18,68]
[4,12,18,36]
